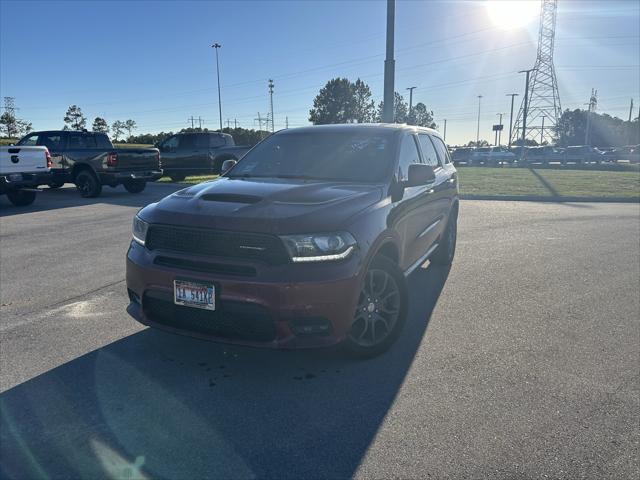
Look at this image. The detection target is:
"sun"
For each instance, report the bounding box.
[485,1,540,30]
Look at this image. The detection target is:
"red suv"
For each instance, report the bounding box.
[126,124,458,356]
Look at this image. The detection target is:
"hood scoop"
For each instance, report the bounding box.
[200,193,262,204]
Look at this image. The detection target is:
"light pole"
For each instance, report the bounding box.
[506,93,518,148]
[443,119,447,142]
[476,95,482,145]
[211,43,223,131]
[496,113,504,146]
[382,0,395,123]
[406,86,416,119]
[268,79,275,133]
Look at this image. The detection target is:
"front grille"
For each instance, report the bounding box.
[154,256,257,277]
[143,292,276,342]
[146,225,290,264]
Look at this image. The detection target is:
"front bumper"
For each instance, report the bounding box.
[99,170,163,184]
[125,241,364,348]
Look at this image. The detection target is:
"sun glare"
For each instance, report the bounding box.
[485,1,540,30]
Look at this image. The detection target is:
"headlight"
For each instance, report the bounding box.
[132,215,149,246]
[280,232,356,262]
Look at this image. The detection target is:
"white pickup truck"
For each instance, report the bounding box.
[0,145,52,206]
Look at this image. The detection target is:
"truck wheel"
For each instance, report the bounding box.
[430,206,458,266]
[7,190,37,207]
[75,170,102,198]
[344,255,408,358]
[123,180,146,193]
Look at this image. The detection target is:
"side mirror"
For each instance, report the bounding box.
[221,159,237,174]
[405,164,435,187]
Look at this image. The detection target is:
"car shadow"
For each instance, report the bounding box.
[0,183,182,217]
[0,263,450,479]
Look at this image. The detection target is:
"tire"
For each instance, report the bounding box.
[48,181,64,189]
[430,205,458,266]
[6,190,37,206]
[170,174,186,182]
[75,170,102,198]
[344,255,408,358]
[123,180,146,193]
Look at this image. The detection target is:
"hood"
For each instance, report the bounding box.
[142,177,384,234]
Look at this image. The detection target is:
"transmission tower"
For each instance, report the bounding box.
[511,0,562,145]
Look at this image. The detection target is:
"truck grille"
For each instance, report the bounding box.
[145,224,290,264]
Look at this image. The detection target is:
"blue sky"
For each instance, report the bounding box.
[1,0,638,145]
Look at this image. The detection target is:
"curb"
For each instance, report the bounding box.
[460,194,640,203]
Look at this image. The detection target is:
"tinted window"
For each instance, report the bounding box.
[162,135,180,151]
[397,134,422,181]
[417,134,439,167]
[229,130,397,183]
[180,135,196,149]
[95,134,112,149]
[209,134,226,148]
[67,134,97,149]
[194,134,210,149]
[431,136,451,164]
[18,133,38,146]
[36,133,64,150]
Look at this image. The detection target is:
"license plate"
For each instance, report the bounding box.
[174,280,215,310]
[8,173,22,182]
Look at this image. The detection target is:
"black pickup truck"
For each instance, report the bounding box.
[156,132,250,181]
[17,130,162,197]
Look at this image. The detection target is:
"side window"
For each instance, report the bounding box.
[95,134,112,149]
[397,134,421,182]
[18,133,38,146]
[418,134,440,167]
[83,135,97,148]
[36,133,64,151]
[67,134,83,149]
[430,136,451,165]
[180,135,196,149]
[194,134,210,149]
[209,134,226,148]
[162,135,180,152]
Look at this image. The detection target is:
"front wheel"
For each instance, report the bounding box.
[430,206,458,266]
[344,256,408,358]
[123,180,146,193]
[6,190,37,206]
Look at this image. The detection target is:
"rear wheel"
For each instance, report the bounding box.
[6,190,37,206]
[75,170,102,198]
[430,206,458,266]
[123,180,146,193]
[344,256,408,358]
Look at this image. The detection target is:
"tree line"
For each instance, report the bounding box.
[61,105,137,141]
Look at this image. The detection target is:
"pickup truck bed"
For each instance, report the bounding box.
[0,145,51,206]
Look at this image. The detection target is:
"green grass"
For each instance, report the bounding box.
[458,167,640,199]
[158,175,218,184]
[157,168,639,200]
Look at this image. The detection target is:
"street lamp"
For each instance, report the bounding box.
[211,43,223,131]
[382,0,395,123]
[476,95,482,145]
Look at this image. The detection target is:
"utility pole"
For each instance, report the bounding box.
[226,119,231,129]
[519,69,534,149]
[443,119,447,142]
[211,43,223,131]
[268,79,275,132]
[382,0,395,123]
[406,86,417,118]
[629,98,634,122]
[476,95,482,145]
[188,116,195,128]
[285,116,289,129]
[234,118,238,129]
[506,93,519,148]
[585,88,597,146]
[540,115,546,144]
[496,113,504,146]
[198,116,203,129]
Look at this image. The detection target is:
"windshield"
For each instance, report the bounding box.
[227,130,397,183]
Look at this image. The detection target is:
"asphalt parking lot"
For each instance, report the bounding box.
[1,183,639,479]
